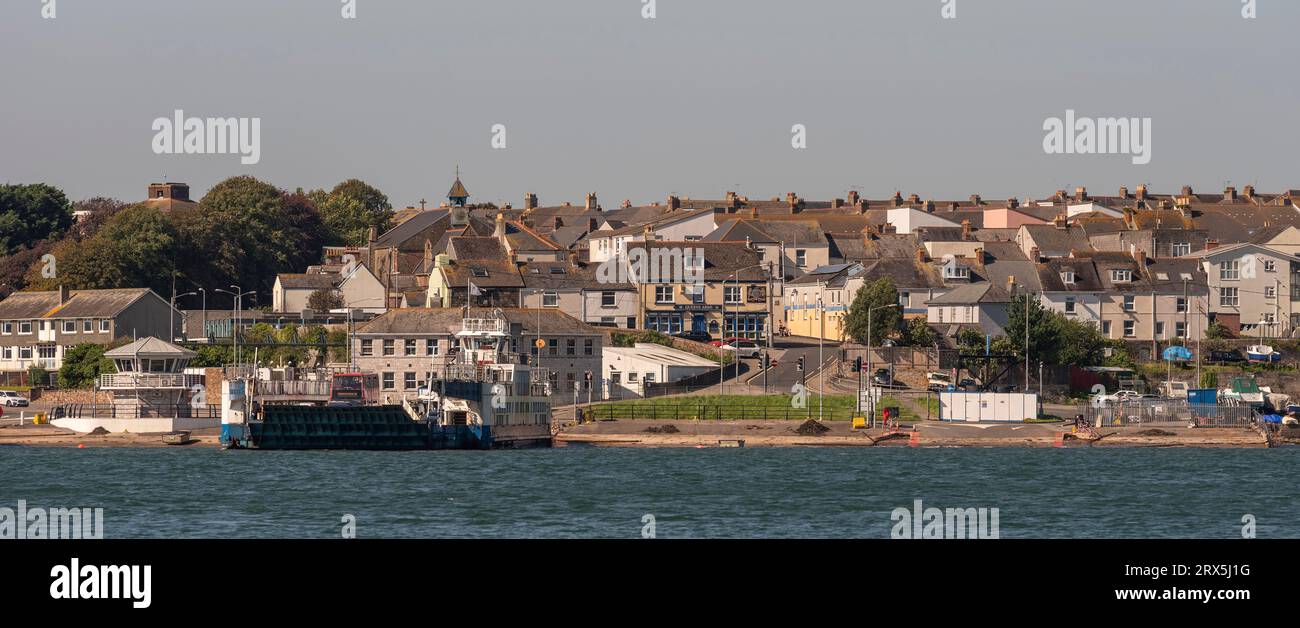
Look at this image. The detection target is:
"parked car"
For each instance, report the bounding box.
[722,339,761,359]
[0,390,30,407]
[871,368,893,386]
[672,331,713,344]
[1208,350,1246,365]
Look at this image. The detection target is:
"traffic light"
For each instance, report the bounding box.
[796,356,805,372]
[852,357,863,373]
[762,352,770,369]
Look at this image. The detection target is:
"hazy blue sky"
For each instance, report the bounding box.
[1,0,1296,209]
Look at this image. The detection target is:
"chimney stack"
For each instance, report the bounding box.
[1224,186,1237,201]
[907,193,921,205]
[524,193,538,210]
[1075,186,1088,202]
[916,248,927,264]
[1007,197,1020,209]
[58,284,69,305]
[847,190,860,206]
[1029,246,1040,262]
[588,217,599,232]
[493,212,506,241]
[892,192,904,207]
[969,194,982,206]
[1119,186,1129,199]
[1007,275,1016,293]
[586,192,598,211]
[726,191,740,209]
[961,219,971,240]
[1053,213,1067,229]
[1243,185,1256,200]
[922,199,935,213]
[667,195,681,211]
[620,199,632,209]
[1205,239,1220,251]
[1181,185,1194,197]
[1135,248,1147,270]
[831,198,842,209]
[1135,185,1148,201]
[553,216,563,229]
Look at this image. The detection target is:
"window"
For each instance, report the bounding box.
[404,372,417,389]
[1219,260,1240,281]
[382,340,395,356]
[1264,259,1276,272]
[548,339,558,356]
[795,250,807,267]
[1,322,10,335]
[100,320,110,333]
[566,339,575,356]
[1176,298,1187,313]
[549,267,567,275]
[1102,321,1112,336]
[944,264,970,280]
[1171,243,1191,257]
[381,372,395,389]
[18,321,31,334]
[643,372,656,384]
[1,347,9,360]
[425,339,438,355]
[1123,295,1135,311]
[601,291,616,308]
[724,286,742,304]
[1060,271,1075,284]
[542,291,559,307]
[1123,320,1136,337]
[1064,297,1076,314]
[610,372,621,384]
[1220,287,1239,307]
[83,320,93,333]
[655,286,673,304]
[1266,286,1277,299]
[1110,269,1132,283]
[471,267,489,278]
[19,347,32,359]
[62,320,75,333]
[686,285,704,304]
[1175,322,1186,338]
[404,339,417,356]
[1263,313,1276,324]
[360,340,373,356]
[1155,322,1165,337]
[628,372,638,383]
[584,339,594,356]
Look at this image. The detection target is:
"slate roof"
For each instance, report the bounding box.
[0,288,162,320]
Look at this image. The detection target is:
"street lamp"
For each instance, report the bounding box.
[867,303,902,427]
[171,291,197,342]
[214,287,255,367]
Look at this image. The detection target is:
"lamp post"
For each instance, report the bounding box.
[198,288,206,342]
[171,291,197,342]
[215,287,255,368]
[867,303,902,427]
[817,296,824,421]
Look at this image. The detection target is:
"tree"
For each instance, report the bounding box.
[306,288,344,312]
[1054,317,1108,366]
[901,316,937,347]
[0,183,71,256]
[1003,293,1058,361]
[844,277,901,345]
[28,365,50,388]
[1205,320,1231,340]
[24,204,179,295]
[58,343,115,389]
[311,179,393,246]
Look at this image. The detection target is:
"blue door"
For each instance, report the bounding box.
[692,314,707,333]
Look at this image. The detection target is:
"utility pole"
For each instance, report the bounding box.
[817,296,824,422]
[1024,290,1029,391]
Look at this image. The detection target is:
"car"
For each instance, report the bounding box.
[721,339,761,359]
[672,331,713,344]
[1208,350,1245,365]
[871,368,893,386]
[0,390,30,407]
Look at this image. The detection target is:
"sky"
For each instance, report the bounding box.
[1,0,1297,209]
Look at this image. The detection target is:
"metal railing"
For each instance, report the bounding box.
[589,403,853,421]
[97,373,205,389]
[460,318,507,334]
[1080,401,1255,427]
[56,403,221,420]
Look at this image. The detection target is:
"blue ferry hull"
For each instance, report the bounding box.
[222,405,493,450]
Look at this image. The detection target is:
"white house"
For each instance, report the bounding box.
[885,207,960,235]
[602,342,717,398]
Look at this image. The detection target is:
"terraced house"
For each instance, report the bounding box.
[624,241,772,339]
[0,287,180,376]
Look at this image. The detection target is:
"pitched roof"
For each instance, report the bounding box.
[448,177,469,199]
[105,337,196,359]
[357,307,602,336]
[0,288,159,320]
[276,273,338,290]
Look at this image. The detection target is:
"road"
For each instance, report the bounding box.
[751,336,840,392]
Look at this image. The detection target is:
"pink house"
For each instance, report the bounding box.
[984,206,1049,229]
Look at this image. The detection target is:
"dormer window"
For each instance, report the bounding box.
[471,268,489,278]
[1060,271,1075,284]
[1110,269,1132,283]
[549,267,567,275]
[944,264,970,280]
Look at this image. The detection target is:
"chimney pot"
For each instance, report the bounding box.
[524,193,538,210]
[1118,186,1129,198]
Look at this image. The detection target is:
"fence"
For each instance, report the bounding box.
[839,346,948,370]
[589,403,855,422]
[1080,401,1254,428]
[55,404,222,420]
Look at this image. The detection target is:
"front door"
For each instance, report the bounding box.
[692,314,707,333]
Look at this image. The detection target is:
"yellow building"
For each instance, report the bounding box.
[623,241,771,339]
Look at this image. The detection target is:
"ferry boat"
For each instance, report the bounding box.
[220,312,554,450]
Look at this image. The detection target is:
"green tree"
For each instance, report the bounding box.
[900,316,937,347]
[306,288,344,312]
[26,204,179,295]
[844,277,901,345]
[28,365,50,388]
[1205,320,1231,340]
[58,343,115,389]
[1003,293,1058,361]
[1055,316,1108,366]
[311,179,393,246]
[0,183,71,256]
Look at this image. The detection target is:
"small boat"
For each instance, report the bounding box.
[162,431,193,445]
[1246,344,1281,363]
